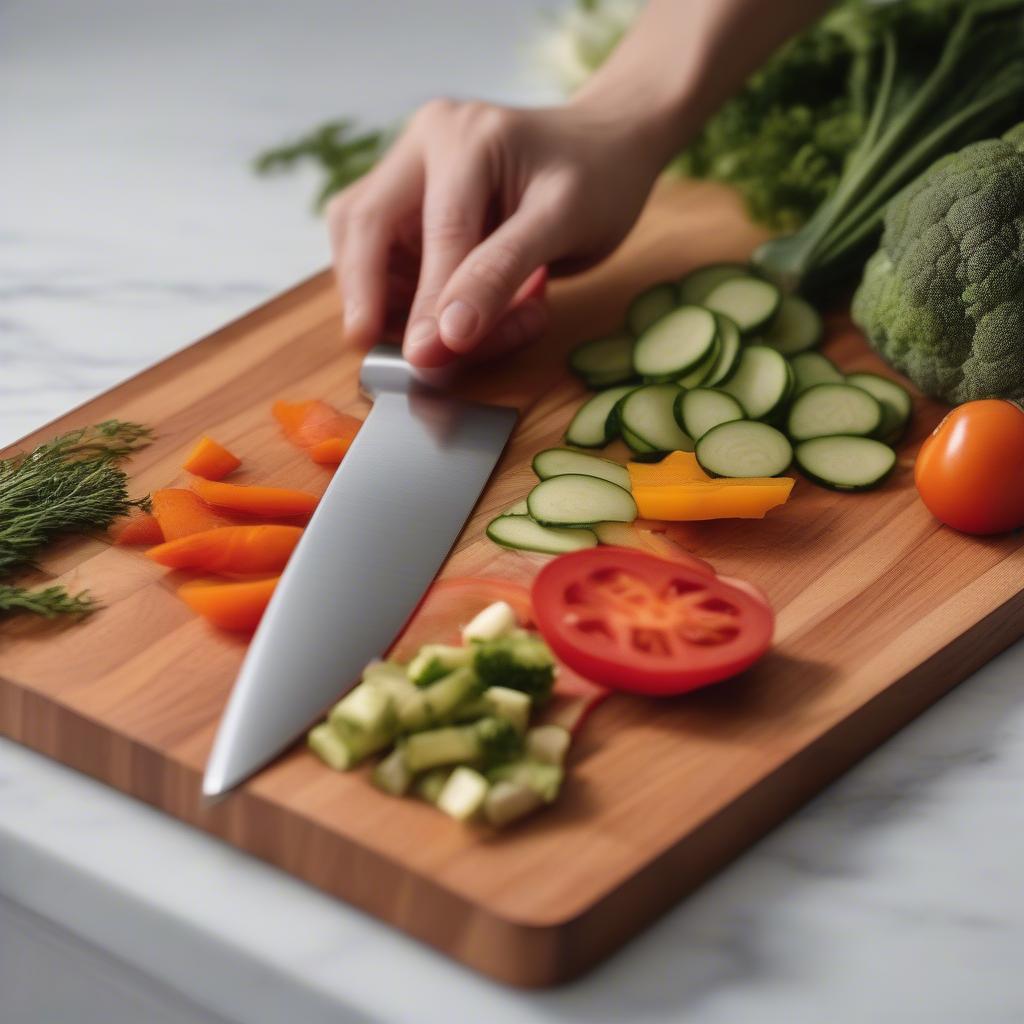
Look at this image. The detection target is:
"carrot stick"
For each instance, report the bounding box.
[112,511,164,546]
[189,477,318,517]
[307,436,353,465]
[182,436,241,480]
[151,488,234,541]
[146,525,302,574]
[178,576,278,632]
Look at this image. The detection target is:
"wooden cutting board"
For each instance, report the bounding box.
[3,179,1023,987]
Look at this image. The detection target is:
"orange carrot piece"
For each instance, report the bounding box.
[112,511,164,546]
[146,525,302,574]
[151,488,234,541]
[306,436,353,465]
[272,399,362,461]
[178,576,278,632]
[189,477,318,517]
[182,436,241,480]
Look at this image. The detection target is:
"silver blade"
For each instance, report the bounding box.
[203,349,516,797]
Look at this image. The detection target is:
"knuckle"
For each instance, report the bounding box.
[423,204,473,246]
[414,97,456,126]
[466,242,522,296]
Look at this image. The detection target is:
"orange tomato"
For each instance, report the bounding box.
[915,400,1024,535]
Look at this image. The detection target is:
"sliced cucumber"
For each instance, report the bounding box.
[676,335,721,388]
[619,383,693,453]
[790,351,844,395]
[486,514,597,554]
[527,474,637,528]
[704,276,781,334]
[696,420,793,478]
[505,498,529,515]
[759,294,823,355]
[626,282,678,337]
[703,313,742,386]
[568,332,634,387]
[795,435,896,490]
[633,306,718,382]
[532,448,630,490]
[845,373,912,444]
[787,383,882,442]
[621,426,662,458]
[720,345,792,421]
[676,388,745,441]
[565,384,635,448]
[677,263,748,305]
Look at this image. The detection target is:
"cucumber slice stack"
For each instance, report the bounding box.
[558,260,913,495]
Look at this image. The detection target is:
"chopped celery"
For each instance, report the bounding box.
[436,766,489,821]
[525,725,571,766]
[371,745,413,796]
[329,682,396,735]
[484,686,532,735]
[407,644,471,687]
[462,600,517,643]
[484,781,545,828]
[488,761,563,803]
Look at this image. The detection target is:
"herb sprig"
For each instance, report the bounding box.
[0,420,152,618]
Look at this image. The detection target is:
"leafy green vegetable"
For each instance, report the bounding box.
[0,421,152,618]
[851,123,1024,404]
[755,0,1024,291]
[253,119,392,211]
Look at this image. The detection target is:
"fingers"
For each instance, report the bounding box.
[434,191,567,359]
[401,151,489,367]
[327,138,423,348]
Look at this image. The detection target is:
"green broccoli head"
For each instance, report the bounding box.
[474,717,523,768]
[852,123,1024,404]
[472,634,556,704]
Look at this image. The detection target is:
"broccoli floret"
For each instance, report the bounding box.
[852,123,1024,404]
[472,634,556,704]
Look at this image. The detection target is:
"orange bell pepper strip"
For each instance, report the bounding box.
[272,399,362,464]
[182,436,242,480]
[627,451,710,487]
[112,511,164,546]
[146,524,302,574]
[189,477,318,517]
[151,488,234,541]
[631,477,795,520]
[178,576,278,632]
[307,436,354,466]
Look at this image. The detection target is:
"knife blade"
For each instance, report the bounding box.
[202,345,517,797]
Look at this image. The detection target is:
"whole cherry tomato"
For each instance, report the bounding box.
[915,399,1024,535]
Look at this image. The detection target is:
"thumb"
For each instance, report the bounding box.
[435,201,564,356]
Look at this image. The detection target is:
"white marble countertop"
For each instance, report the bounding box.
[2,3,1023,1022]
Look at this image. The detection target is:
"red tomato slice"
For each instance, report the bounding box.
[532,548,773,696]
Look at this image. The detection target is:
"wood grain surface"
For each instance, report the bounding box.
[3,178,1023,986]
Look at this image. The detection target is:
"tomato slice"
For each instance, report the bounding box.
[532,547,773,696]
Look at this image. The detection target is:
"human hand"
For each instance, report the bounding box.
[327,98,668,368]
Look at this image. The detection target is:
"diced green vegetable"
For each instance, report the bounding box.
[329,682,396,736]
[473,633,556,703]
[407,644,471,687]
[437,766,490,821]
[403,717,521,774]
[484,686,532,734]
[525,725,571,766]
[371,745,414,796]
[462,600,517,643]
[488,761,563,803]
[484,781,545,828]
[413,767,453,805]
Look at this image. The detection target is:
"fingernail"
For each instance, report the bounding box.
[439,300,479,351]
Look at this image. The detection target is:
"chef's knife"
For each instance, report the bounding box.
[202,345,517,797]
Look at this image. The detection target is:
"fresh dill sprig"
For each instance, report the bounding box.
[253,119,392,210]
[0,420,152,618]
[0,585,97,619]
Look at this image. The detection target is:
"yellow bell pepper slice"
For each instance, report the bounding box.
[632,477,795,520]
[627,451,709,487]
